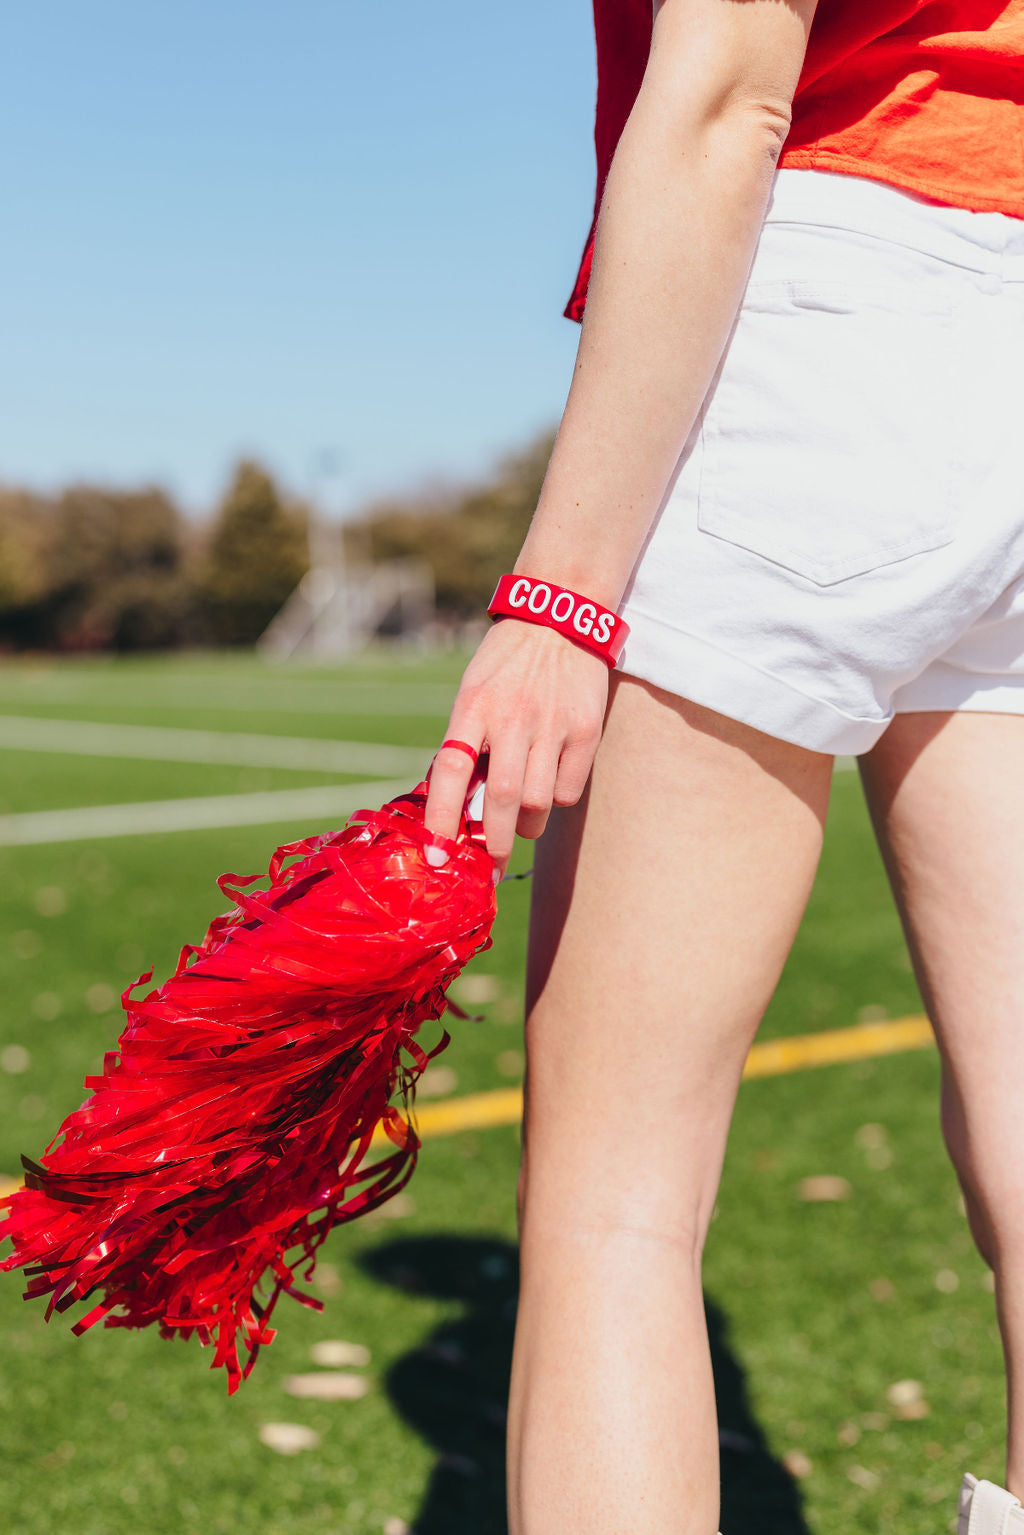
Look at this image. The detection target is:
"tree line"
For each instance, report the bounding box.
[0,423,556,652]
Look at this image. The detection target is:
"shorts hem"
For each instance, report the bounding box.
[616,606,892,756]
[893,668,1024,717]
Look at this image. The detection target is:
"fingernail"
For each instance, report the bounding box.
[425,846,449,868]
[491,866,502,884]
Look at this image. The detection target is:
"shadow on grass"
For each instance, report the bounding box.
[359,1234,811,1535]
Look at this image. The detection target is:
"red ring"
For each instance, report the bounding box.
[440,738,479,765]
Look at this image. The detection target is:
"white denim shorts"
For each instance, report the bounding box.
[616,165,1024,755]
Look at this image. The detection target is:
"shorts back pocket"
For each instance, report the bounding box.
[696,279,959,586]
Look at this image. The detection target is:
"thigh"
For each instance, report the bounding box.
[858,711,1024,1192]
[519,670,833,1244]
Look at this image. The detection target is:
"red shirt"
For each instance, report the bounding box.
[564,0,1024,323]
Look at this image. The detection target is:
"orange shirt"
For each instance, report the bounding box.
[564,0,1024,323]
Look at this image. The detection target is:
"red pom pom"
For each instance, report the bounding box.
[0,773,497,1391]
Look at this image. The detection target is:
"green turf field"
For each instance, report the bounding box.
[0,652,1004,1535]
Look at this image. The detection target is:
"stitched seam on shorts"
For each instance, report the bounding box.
[622,603,890,729]
[695,516,955,585]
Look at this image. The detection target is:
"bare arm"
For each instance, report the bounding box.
[517,0,819,608]
[425,0,819,868]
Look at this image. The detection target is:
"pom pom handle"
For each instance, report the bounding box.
[464,749,489,827]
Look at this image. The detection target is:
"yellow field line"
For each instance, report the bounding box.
[373,1013,935,1146]
[0,1017,935,1196]
[398,1086,526,1141]
[740,1013,934,1080]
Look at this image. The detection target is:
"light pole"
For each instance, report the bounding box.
[302,448,350,657]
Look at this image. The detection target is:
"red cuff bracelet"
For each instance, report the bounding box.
[487,573,630,668]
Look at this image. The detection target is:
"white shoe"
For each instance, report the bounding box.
[959,1473,1024,1534]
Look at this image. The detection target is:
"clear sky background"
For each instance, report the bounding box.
[0,2,599,519]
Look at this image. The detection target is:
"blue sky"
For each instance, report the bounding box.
[0,2,599,518]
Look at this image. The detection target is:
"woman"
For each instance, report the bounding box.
[424,1,1024,1530]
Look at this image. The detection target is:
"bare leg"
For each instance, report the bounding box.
[506,673,833,1535]
[859,711,1024,1494]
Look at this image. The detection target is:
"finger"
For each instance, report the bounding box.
[552,733,600,809]
[516,740,561,841]
[423,730,485,858]
[482,740,530,875]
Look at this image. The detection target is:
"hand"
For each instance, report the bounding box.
[423,618,610,878]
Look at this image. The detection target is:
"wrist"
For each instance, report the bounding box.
[487,573,629,668]
[511,554,624,614]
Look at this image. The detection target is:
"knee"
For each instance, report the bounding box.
[955,1176,997,1273]
[515,1154,528,1239]
[516,1159,710,1272]
[941,1076,1004,1272]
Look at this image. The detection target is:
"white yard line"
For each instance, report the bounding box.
[0,715,433,777]
[0,678,458,717]
[0,712,859,776]
[0,780,415,847]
